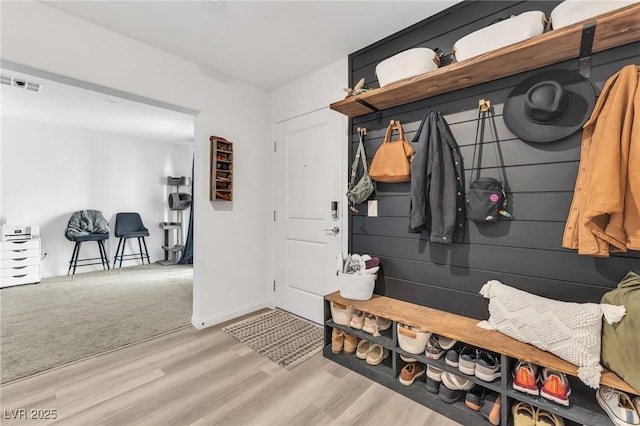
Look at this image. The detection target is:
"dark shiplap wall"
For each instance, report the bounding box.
[348,0,640,319]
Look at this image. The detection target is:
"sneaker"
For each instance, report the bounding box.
[464,386,486,411]
[512,360,539,396]
[445,347,461,367]
[425,335,445,360]
[480,392,501,426]
[458,346,479,376]
[399,362,425,386]
[540,368,571,406]
[439,372,473,403]
[512,401,536,426]
[343,333,359,354]
[596,386,639,426]
[426,365,442,394]
[400,354,418,363]
[438,336,458,350]
[376,315,391,332]
[475,350,501,382]
[426,365,442,380]
[536,408,565,426]
[365,343,389,366]
[349,310,365,329]
[331,328,344,354]
[363,313,380,336]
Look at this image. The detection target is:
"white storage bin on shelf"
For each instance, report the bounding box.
[397,323,432,354]
[338,272,376,301]
[330,301,355,326]
[550,0,638,29]
[452,11,546,62]
[375,48,439,87]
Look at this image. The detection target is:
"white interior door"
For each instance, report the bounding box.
[274,108,343,324]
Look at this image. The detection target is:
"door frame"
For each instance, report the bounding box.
[268,107,348,319]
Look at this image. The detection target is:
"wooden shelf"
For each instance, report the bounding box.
[210,136,233,201]
[324,290,638,395]
[330,3,640,118]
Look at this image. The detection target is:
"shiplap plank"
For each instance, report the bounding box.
[351,192,574,221]
[351,234,640,287]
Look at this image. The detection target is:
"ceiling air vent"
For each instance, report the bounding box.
[0,74,44,93]
[26,81,42,93]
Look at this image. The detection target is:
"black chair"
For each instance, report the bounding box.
[65,209,111,277]
[113,212,151,270]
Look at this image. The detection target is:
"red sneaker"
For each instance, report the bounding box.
[512,360,539,396]
[540,368,571,406]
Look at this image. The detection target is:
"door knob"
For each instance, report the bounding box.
[323,226,340,234]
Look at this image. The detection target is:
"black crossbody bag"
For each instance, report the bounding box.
[466,107,510,223]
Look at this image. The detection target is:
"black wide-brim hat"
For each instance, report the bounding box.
[503,69,596,143]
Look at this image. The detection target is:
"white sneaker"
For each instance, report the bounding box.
[427,365,443,381]
[362,313,379,336]
[596,386,640,426]
[375,315,391,331]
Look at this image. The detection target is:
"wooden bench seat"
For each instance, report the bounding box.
[325,290,638,395]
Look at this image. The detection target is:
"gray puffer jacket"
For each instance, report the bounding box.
[65,209,110,240]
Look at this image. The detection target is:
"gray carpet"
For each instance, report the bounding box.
[223,309,323,369]
[0,264,192,384]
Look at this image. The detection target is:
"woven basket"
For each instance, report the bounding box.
[338,273,376,301]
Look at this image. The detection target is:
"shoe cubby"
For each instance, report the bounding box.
[396,346,503,395]
[209,136,233,201]
[505,367,612,426]
[326,319,394,350]
[324,291,637,426]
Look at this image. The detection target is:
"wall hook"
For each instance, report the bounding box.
[357,127,367,136]
[479,99,491,112]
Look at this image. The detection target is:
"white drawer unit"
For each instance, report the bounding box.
[0,238,41,288]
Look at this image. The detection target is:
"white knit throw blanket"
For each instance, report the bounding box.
[478,280,625,388]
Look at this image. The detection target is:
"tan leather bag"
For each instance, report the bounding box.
[369,120,414,183]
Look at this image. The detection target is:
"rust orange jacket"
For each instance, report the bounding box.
[563,64,640,256]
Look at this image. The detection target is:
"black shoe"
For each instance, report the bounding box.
[464,386,486,411]
[426,376,440,394]
[439,383,466,404]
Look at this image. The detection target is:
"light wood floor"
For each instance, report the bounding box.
[0,316,460,426]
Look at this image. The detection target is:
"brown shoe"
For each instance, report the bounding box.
[399,362,426,386]
[343,333,359,354]
[331,328,344,354]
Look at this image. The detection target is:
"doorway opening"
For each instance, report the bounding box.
[0,61,198,384]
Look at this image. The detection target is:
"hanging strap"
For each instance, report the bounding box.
[383,120,407,143]
[469,108,505,185]
[469,106,508,212]
[349,132,368,189]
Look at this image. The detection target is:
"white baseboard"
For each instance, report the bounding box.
[191,301,268,329]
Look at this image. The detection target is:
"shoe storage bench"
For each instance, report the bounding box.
[323,291,638,426]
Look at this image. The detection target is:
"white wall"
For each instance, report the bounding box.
[1,116,192,277]
[269,57,348,123]
[1,1,270,327]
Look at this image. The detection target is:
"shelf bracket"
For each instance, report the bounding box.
[578,22,596,78]
[355,98,382,123]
